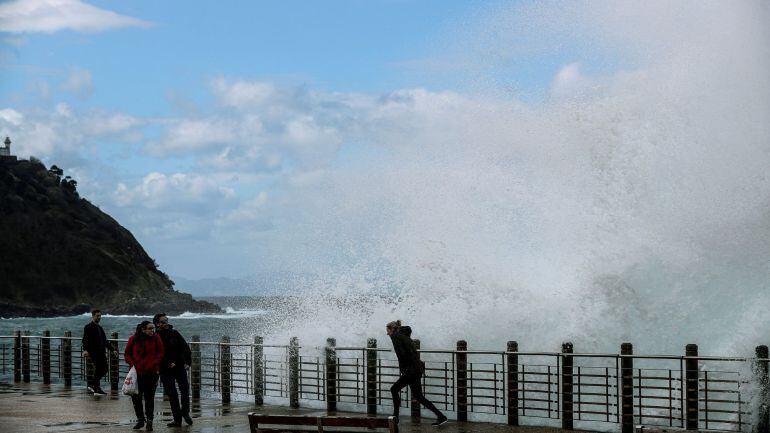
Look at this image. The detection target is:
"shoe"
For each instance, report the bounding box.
[87,386,95,393]
[93,388,107,395]
[166,421,181,427]
[431,415,448,427]
[132,420,145,430]
[183,414,193,425]
[146,420,153,431]
[391,415,399,424]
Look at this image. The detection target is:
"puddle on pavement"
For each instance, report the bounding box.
[43,421,121,427]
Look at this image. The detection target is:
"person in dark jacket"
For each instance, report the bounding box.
[387,320,447,426]
[153,313,193,427]
[82,309,115,395]
[125,320,164,432]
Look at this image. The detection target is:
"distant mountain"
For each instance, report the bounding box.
[0,157,222,317]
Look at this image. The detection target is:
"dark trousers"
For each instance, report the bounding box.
[160,367,190,422]
[131,373,159,422]
[390,371,443,418]
[88,354,108,389]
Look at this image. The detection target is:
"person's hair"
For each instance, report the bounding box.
[386,320,402,331]
[91,309,101,316]
[135,320,153,339]
[152,313,167,325]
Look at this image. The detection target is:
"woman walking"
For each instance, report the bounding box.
[387,320,447,426]
[125,321,164,431]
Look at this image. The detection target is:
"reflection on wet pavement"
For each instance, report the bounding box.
[0,381,588,433]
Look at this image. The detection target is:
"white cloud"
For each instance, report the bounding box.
[212,78,276,109]
[0,108,24,126]
[62,67,93,99]
[114,172,236,210]
[550,62,594,99]
[0,0,150,33]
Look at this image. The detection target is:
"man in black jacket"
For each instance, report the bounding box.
[82,309,113,395]
[386,320,447,426]
[154,313,193,427]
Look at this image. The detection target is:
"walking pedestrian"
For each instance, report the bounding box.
[153,313,193,427]
[387,320,448,427]
[82,309,115,395]
[125,320,164,431]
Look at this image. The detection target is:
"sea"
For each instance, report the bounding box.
[0,297,290,344]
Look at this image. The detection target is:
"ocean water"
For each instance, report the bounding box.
[0,297,287,344]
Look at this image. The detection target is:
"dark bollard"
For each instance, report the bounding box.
[22,330,30,383]
[456,340,468,422]
[411,339,421,421]
[110,332,119,391]
[620,343,634,433]
[191,335,201,399]
[63,331,72,386]
[367,338,377,415]
[253,336,264,405]
[42,330,51,384]
[220,336,231,404]
[756,345,769,433]
[685,344,699,430]
[325,338,337,412]
[289,337,299,408]
[506,341,519,426]
[561,342,574,431]
[13,330,21,382]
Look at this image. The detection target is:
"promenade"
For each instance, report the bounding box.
[0,381,584,433]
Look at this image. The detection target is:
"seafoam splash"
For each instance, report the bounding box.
[248,0,770,356]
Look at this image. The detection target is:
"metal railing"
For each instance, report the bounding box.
[0,331,767,433]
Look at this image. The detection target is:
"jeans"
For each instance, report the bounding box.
[390,371,443,418]
[160,367,190,422]
[131,373,159,422]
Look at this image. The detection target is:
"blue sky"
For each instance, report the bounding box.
[1,0,767,287]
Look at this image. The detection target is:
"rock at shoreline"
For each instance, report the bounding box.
[0,158,222,317]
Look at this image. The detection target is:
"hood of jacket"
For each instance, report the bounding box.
[398,326,412,338]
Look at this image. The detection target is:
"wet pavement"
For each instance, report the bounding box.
[0,381,595,433]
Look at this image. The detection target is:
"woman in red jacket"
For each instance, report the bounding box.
[125,320,164,431]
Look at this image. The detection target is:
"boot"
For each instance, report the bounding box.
[132,419,145,430]
[145,420,153,431]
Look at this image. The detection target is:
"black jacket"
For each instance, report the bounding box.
[389,326,423,376]
[82,321,109,357]
[157,325,192,373]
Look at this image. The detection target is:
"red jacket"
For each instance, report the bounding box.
[124,334,164,375]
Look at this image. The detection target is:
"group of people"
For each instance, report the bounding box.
[83,311,448,430]
[82,310,193,431]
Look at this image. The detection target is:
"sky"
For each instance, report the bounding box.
[1,0,768,302]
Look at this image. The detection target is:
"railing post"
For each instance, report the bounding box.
[253,336,264,405]
[289,337,299,408]
[22,330,30,383]
[367,338,377,415]
[42,330,51,384]
[13,330,21,382]
[325,338,337,412]
[756,345,769,433]
[191,335,201,399]
[63,331,72,386]
[456,340,468,422]
[220,336,231,404]
[685,344,699,430]
[561,342,574,430]
[109,332,119,391]
[620,343,634,433]
[411,338,421,421]
[507,341,519,426]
